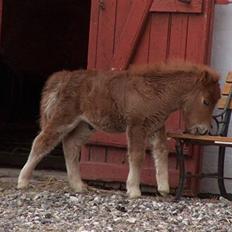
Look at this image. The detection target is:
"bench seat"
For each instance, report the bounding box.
[168,133,232,146]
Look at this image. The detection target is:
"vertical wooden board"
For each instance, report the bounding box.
[88,0,100,69]
[131,16,151,64]
[114,0,133,53]
[148,13,170,63]
[96,0,117,70]
[204,0,215,64]
[106,147,127,164]
[89,146,106,162]
[166,112,182,132]
[185,15,206,63]
[168,13,188,60]
[166,14,189,131]
[185,0,214,63]
[168,154,178,169]
[143,152,154,168]
[89,131,127,146]
[81,146,90,162]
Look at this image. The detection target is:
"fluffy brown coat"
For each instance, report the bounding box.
[18,62,220,198]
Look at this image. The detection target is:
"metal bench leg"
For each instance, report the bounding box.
[218,146,232,201]
[175,140,186,200]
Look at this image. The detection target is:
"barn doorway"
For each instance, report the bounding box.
[0,0,91,168]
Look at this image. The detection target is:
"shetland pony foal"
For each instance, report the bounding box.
[18,63,220,198]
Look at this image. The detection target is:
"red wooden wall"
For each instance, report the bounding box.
[81,0,216,196]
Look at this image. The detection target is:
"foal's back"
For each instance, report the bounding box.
[40,69,128,131]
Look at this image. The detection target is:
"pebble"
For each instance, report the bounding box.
[126,217,137,223]
[69,196,79,202]
[1,180,232,232]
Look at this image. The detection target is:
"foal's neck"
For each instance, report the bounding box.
[163,74,197,112]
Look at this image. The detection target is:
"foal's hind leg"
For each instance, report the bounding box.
[150,127,170,196]
[126,125,146,198]
[18,118,80,189]
[62,122,93,192]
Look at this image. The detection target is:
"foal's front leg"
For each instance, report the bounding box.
[126,126,146,198]
[150,127,170,196]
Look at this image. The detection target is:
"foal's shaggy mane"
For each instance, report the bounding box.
[128,62,220,84]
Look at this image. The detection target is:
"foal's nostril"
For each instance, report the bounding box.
[198,126,209,135]
[188,125,209,135]
[200,129,209,135]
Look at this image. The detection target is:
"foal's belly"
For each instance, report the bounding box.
[81,114,127,133]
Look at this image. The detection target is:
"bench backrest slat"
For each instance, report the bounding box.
[217,72,232,110]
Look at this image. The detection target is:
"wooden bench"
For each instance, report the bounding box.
[168,71,232,200]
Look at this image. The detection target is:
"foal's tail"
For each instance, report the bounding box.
[40,70,71,129]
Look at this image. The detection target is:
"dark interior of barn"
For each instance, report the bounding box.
[0,0,91,168]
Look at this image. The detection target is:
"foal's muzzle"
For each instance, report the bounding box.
[186,124,210,135]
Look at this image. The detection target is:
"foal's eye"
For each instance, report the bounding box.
[203,99,210,106]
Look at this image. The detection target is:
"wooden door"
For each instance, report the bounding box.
[81,0,215,195]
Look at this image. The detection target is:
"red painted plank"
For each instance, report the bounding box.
[150,0,203,13]
[81,146,90,162]
[111,0,153,70]
[106,147,127,164]
[88,0,99,69]
[205,0,216,64]
[166,14,189,135]
[88,132,127,147]
[96,0,117,70]
[114,0,133,53]
[168,14,188,60]
[80,162,128,182]
[148,14,170,63]
[89,146,106,162]
[143,152,154,168]
[185,0,215,63]
[131,16,151,64]
[80,161,180,187]
[166,112,182,134]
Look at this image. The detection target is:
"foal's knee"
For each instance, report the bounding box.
[128,152,144,167]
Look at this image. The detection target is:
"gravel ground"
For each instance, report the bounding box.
[1,169,232,232]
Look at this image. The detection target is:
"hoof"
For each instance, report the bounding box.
[71,182,88,193]
[17,179,29,189]
[158,186,170,197]
[127,188,141,199]
[159,190,169,197]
